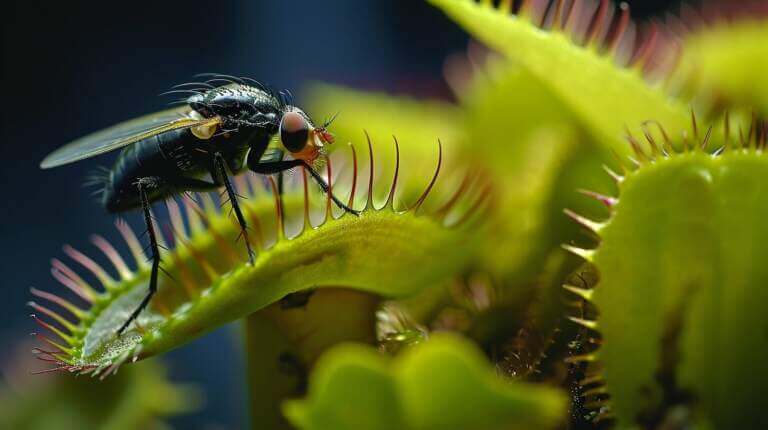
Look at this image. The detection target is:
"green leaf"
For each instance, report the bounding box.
[677,20,768,115]
[568,141,768,428]
[283,344,406,430]
[284,334,566,430]
[31,148,487,376]
[428,0,692,153]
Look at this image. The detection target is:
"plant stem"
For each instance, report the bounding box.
[243,288,380,429]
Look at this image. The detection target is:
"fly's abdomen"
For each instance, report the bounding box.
[101,129,200,213]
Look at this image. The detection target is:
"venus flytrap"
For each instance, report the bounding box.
[565,117,768,428]
[30,141,490,379]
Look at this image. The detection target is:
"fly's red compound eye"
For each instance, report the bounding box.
[280,111,309,153]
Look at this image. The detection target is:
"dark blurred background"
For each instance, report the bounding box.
[1,0,675,428]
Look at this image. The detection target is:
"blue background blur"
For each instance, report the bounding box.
[1,1,671,428]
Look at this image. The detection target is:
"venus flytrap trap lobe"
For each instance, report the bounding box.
[564,116,768,428]
[29,138,491,378]
[429,0,693,153]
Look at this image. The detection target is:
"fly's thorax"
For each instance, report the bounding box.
[188,84,282,128]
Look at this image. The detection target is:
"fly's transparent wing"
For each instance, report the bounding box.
[40,107,222,169]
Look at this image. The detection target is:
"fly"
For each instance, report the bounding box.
[40,74,358,335]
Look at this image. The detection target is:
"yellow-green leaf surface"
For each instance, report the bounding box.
[283,334,566,430]
[31,148,487,376]
[459,60,613,282]
[428,0,691,152]
[574,148,768,428]
[306,83,463,184]
[677,20,768,115]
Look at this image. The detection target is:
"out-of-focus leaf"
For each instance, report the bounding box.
[0,359,197,430]
[567,141,768,428]
[428,0,692,153]
[284,334,566,430]
[677,20,768,115]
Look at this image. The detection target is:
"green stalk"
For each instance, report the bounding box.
[244,288,380,429]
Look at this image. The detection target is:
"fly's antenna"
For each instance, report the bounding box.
[322,111,341,129]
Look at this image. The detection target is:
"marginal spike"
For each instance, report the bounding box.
[166,199,188,241]
[563,0,582,37]
[245,208,264,251]
[90,235,132,280]
[149,210,169,252]
[385,136,400,210]
[564,209,604,233]
[629,21,659,69]
[641,119,672,151]
[605,2,630,55]
[169,247,198,298]
[324,154,334,222]
[585,0,611,47]
[519,0,534,20]
[31,365,75,375]
[563,283,594,300]
[115,218,148,268]
[410,140,443,213]
[435,172,473,219]
[207,220,240,265]
[640,126,661,157]
[453,181,492,226]
[568,316,599,330]
[200,192,218,215]
[301,167,312,230]
[27,301,76,332]
[347,143,358,209]
[691,109,699,141]
[562,244,596,262]
[560,0,577,31]
[30,288,84,318]
[31,314,73,344]
[626,134,650,162]
[183,194,205,234]
[701,125,713,151]
[602,165,624,183]
[576,189,617,208]
[364,130,375,210]
[580,373,604,386]
[32,332,72,355]
[551,0,565,30]
[499,0,512,14]
[51,259,97,302]
[233,174,251,198]
[63,245,115,289]
[177,236,218,282]
[268,176,286,240]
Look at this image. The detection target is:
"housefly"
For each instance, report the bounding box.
[40,74,357,335]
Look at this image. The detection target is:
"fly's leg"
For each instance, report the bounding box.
[212,152,256,264]
[117,178,161,335]
[247,158,359,216]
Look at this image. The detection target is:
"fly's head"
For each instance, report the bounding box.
[278,106,336,163]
